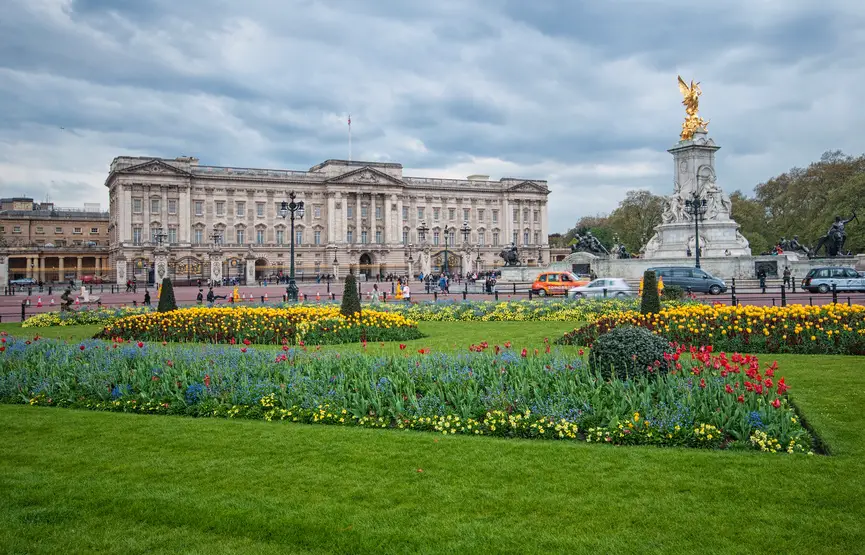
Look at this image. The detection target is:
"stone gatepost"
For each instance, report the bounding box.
[0,254,8,288]
[209,249,223,285]
[153,246,169,284]
[245,252,257,284]
[115,255,128,285]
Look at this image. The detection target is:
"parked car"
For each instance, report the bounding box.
[81,275,104,285]
[10,277,37,286]
[801,266,865,293]
[531,271,590,296]
[646,266,727,295]
[568,278,633,299]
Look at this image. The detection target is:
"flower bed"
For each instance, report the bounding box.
[97,306,423,345]
[558,303,865,355]
[0,335,812,453]
[21,306,151,328]
[371,298,700,322]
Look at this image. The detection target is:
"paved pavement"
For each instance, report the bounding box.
[2,280,864,323]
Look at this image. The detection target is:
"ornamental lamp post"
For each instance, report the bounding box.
[442,224,456,277]
[684,192,708,269]
[416,221,429,243]
[279,191,305,301]
[460,220,471,243]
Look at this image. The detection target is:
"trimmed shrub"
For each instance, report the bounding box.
[341,273,362,317]
[661,284,685,301]
[157,277,177,313]
[640,270,661,315]
[589,326,672,381]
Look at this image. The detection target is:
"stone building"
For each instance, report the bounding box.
[0,198,110,284]
[105,156,551,284]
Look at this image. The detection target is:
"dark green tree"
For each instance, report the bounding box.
[640,270,661,315]
[340,272,361,317]
[157,277,177,312]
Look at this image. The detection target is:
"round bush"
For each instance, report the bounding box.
[589,326,672,381]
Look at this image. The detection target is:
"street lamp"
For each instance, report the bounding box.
[537,246,543,265]
[153,229,168,247]
[684,191,708,269]
[279,191,305,301]
[442,224,456,277]
[460,220,471,243]
[416,221,429,243]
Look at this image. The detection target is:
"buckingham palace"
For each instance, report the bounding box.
[105,156,550,284]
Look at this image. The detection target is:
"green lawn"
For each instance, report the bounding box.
[2,321,864,553]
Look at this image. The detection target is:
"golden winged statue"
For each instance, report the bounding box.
[677,75,709,140]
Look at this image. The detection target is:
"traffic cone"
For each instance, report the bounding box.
[37,296,43,308]
[316,291,321,302]
[26,297,31,307]
[264,293,268,302]
[50,298,55,306]
[75,296,80,306]
[241,293,246,302]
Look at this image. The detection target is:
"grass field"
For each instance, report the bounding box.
[2,320,864,553]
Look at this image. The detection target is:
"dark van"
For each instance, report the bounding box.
[646,266,727,295]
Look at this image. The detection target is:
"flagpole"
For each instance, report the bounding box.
[348,114,352,162]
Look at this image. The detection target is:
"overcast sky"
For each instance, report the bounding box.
[2,0,864,232]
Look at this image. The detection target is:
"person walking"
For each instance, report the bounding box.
[196,289,204,305]
[783,266,791,289]
[402,283,411,303]
[371,283,381,304]
[206,287,215,306]
[143,290,151,307]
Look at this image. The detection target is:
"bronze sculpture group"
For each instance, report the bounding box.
[498,243,521,266]
[776,213,858,258]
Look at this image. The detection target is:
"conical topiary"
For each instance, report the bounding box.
[341,272,362,317]
[640,270,661,315]
[157,277,177,312]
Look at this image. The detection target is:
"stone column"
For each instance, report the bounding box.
[327,193,335,244]
[76,256,83,280]
[39,257,46,282]
[355,194,362,244]
[370,194,377,243]
[502,198,510,245]
[58,257,65,283]
[384,194,392,244]
[396,196,403,245]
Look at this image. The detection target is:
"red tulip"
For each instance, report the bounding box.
[240,347,247,353]
[578,349,584,356]
[204,375,211,387]
[771,398,781,409]
[79,345,85,351]
[699,378,706,389]
[504,341,512,348]
[399,344,406,350]
[776,378,789,395]
[737,395,745,404]
[137,341,144,348]
[521,348,528,357]
[725,384,734,394]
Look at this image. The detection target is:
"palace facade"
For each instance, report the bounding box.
[105,156,550,283]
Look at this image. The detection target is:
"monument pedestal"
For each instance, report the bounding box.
[643,221,750,258]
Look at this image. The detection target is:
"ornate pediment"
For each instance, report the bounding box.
[325,166,404,186]
[118,159,193,177]
[506,181,549,194]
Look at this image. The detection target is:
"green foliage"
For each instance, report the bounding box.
[588,326,672,381]
[640,271,661,314]
[606,190,665,253]
[340,273,361,317]
[661,284,685,301]
[156,278,177,313]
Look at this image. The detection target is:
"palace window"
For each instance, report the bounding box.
[479,209,485,221]
[402,206,408,220]
[347,230,354,243]
[513,231,518,245]
[448,230,455,244]
[193,201,203,216]
[513,208,518,222]
[493,232,499,246]
[314,230,321,245]
[417,207,424,221]
[534,231,541,244]
[361,230,368,244]
[433,231,440,246]
[433,208,440,221]
[448,208,455,221]
[478,230,485,245]
[169,200,178,215]
[36,226,44,234]
[523,208,529,222]
[347,206,354,219]
[13,226,21,233]
[194,229,203,244]
[236,202,245,218]
[463,208,470,221]
[216,201,225,216]
[151,199,160,214]
[150,227,160,242]
[73,227,82,234]
[256,229,265,244]
[256,203,265,217]
[524,231,530,245]
[375,205,382,220]
[55,226,62,234]
[534,210,540,222]
[375,230,382,244]
[296,230,303,245]
[133,198,142,213]
[361,205,368,218]
[168,228,177,244]
[90,227,99,234]
[314,205,322,219]
[402,230,408,244]
[133,228,142,245]
[276,230,285,245]
[236,229,245,244]
[492,210,498,223]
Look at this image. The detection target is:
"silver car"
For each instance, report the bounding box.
[568,278,633,298]
[802,266,865,293]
